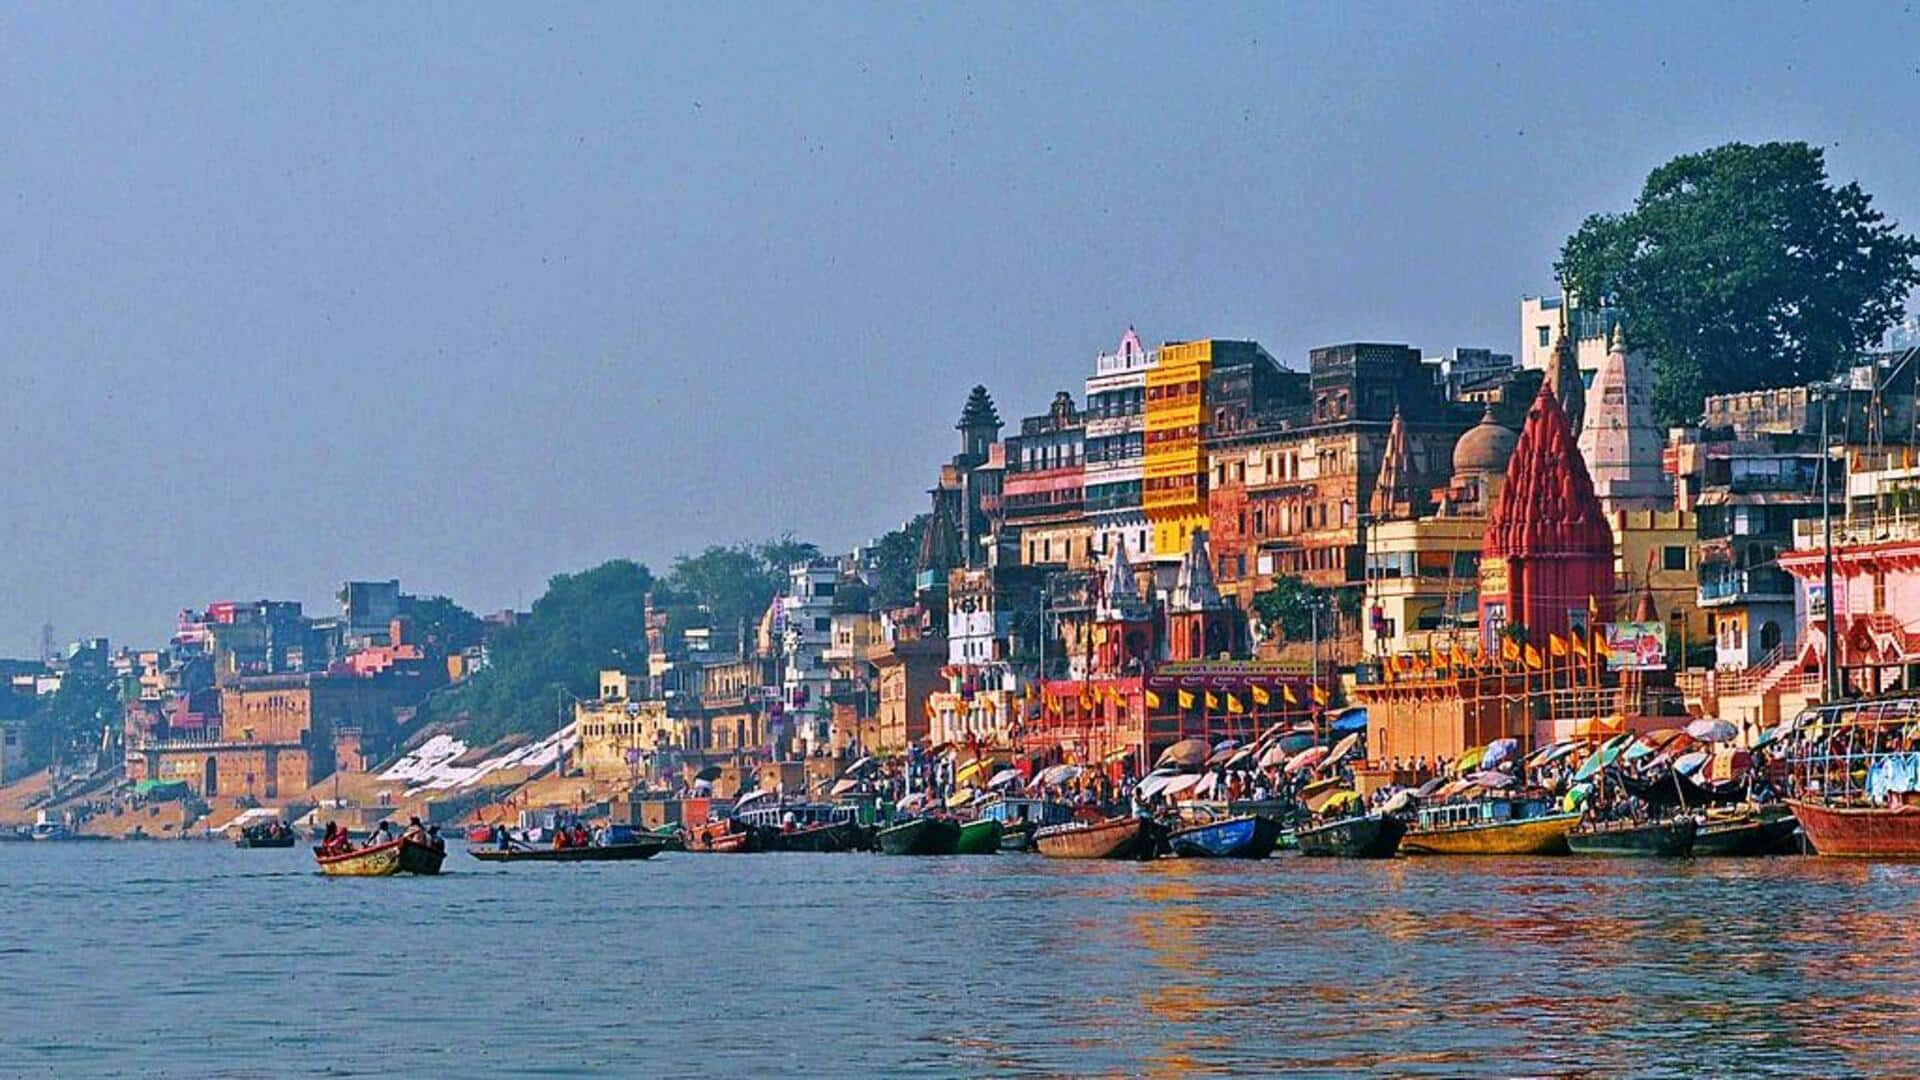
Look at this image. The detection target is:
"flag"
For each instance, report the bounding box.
[1524,643,1543,670]
[1205,691,1221,710]
[1081,690,1095,710]
[1431,646,1448,671]
[1500,637,1521,665]
[1226,693,1244,715]
[982,695,997,715]
[1571,632,1590,658]
[1549,633,1568,658]
[1283,684,1299,706]
[1178,689,1196,709]
[1311,684,1330,707]
[923,699,936,720]
[1107,687,1124,710]
[1452,643,1470,669]
[1145,689,1163,709]
[1250,684,1271,706]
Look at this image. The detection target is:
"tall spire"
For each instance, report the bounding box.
[1546,303,1586,438]
[1101,543,1144,620]
[1578,317,1670,513]
[1170,529,1223,612]
[1369,407,1422,521]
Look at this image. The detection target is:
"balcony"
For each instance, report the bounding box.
[1698,567,1796,606]
[1793,513,1920,551]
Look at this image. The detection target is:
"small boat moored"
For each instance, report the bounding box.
[1034,815,1158,861]
[469,837,671,863]
[1401,797,1577,856]
[953,818,1005,855]
[1567,815,1697,857]
[876,817,962,856]
[1294,812,1407,859]
[1166,814,1282,859]
[1692,805,1800,856]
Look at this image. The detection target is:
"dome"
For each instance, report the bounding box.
[1453,405,1518,476]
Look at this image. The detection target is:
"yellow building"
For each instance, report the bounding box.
[1610,508,1707,653]
[1362,516,1486,656]
[1144,339,1214,556]
[574,670,677,781]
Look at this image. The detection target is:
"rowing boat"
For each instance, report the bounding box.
[313,838,446,877]
[1034,815,1158,860]
[1166,814,1282,859]
[953,818,1005,855]
[1294,812,1406,859]
[468,838,670,863]
[876,817,961,855]
[1567,815,1697,857]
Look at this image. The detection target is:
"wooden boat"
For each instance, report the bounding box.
[469,838,669,863]
[876,817,962,856]
[1567,815,1697,857]
[1034,815,1158,860]
[977,796,1073,852]
[1294,812,1406,859]
[313,838,446,877]
[951,818,1004,855]
[1693,805,1801,856]
[688,819,764,853]
[765,820,862,853]
[1167,814,1283,859]
[234,824,297,849]
[1401,797,1578,856]
[1787,798,1920,857]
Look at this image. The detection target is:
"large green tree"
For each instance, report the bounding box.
[1250,577,1336,642]
[1558,141,1920,428]
[867,515,928,609]
[664,534,822,628]
[420,559,653,745]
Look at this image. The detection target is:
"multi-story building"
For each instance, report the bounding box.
[777,560,841,757]
[1004,391,1089,569]
[1084,328,1155,566]
[868,607,947,753]
[575,670,674,781]
[1519,293,1618,388]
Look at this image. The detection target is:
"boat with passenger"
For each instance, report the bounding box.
[734,801,865,853]
[1786,697,1920,856]
[1401,795,1577,856]
[314,836,446,876]
[470,825,672,863]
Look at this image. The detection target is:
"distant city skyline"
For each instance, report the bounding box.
[2,3,1917,652]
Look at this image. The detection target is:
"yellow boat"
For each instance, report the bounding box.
[313,838,446,877]
[1400,797,1578,855]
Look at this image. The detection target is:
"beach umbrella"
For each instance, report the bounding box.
[1194,772,1219,798]
[1379,790,1413,815]
[1414,776,1450,797]
[1207,747,1240,767]
[1213,738,1239,753]
[1563,782,1593,812]
[1323,789,1363,814]
[1158,738,1211,770]
[988,768,1021,791]
[1752,718,1794,752]
[1454,745,1486,774]
[1257,742,1291,769]
[1028,764,1083,791]
[1163,773,1206,799]
[694,765,723,782]
[1305,786,1358,814]
[828,778,863,798]
[1687,719,1739,743]
[946,788,980,809]
[843,756,879,778]
[1285,746,1328,774]
[1480,738,1520,769]
[1277,731,1318,754]
[1225,746,1256,769]
[954,759,991,788]
[1469,769,1517,789]
[1135,774,1176,800]
[1330,707,1369,734]
[1673,750,1710,777]
[895,791,931,814]
[734,789,776,812]
[1572,744,1623,783]
[1326,733,1362,767]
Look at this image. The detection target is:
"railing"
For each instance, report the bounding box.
[1699,567,1796,602]
[1794,513,1920,550]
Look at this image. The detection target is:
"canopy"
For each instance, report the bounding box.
[1572,744,1623,783]
[988,768,1022,791]
[829,778,864,798]
[843,756,880,778]
[1213,738,1239,752]
[1158,738,1211,769]
[1162,773,1206,799]
[1752,718,1794,752]
[694,765,724,782]
[896,791,932,814]
[1532,741,1583,766]
[1480,738,1519,770]
[1135,773,1179,800]
[133,779,190,799]
[954,759,991,788]
[1379,790,1413,815]
[1455,745,1486,773]
[1468,769,1516,789]
[1258,742,1291,770]
[1687,718,1739,743]
[1277,732,1318,754]
[1326,733,1361,767]
[1330,707,1368,734]
[946,788,980,809]
[1225,746,1256,769]
[1029,763,1084,790]
[1285,746,1328,774]
[1673,749,1710,777]
[1414,776,1450,797]
[1206,747,1241,767]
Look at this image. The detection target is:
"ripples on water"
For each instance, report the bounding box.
[3,845,1918,1077]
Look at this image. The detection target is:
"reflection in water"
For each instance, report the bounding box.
[4,847,1920,1076]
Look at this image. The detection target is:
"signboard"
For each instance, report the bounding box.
[1479,557,1508,598]
[1603,621,1668,672]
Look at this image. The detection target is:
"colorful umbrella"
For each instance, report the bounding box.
[988,768,1021,791]
[1285,746,1328,774]
[1158,738,1211,769]
[1687,719,1738,743]
[1326,733,1362,767]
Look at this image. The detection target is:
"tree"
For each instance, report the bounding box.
[665,535,823,628]
[23,664,123,770]
[1558,141,1920,428]
[867,515,929,609]
[420,559,653,746]
[1250,577,1334,642]
[398,594,484,653]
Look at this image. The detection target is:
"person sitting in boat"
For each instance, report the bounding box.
[494,823,514,851]
[553,826,571,850]
[320,822,353,856]
[367,821,396,847]
[570,823,591,848]
[403,817,429,844]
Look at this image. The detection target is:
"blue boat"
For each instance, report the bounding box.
[977,796,1075,851]
[1166,814,1282,859]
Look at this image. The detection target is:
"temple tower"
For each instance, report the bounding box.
[1577,323,1671,513]
[1094,544,1155,675]
[1480,383,1615,648]
[1165,529,1236,661]
[1368,407,1426,521]
[1545,304,1586,440]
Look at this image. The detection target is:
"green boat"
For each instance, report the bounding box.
[876,817,961,856]
[1567,815,1697,857]
[954,818,1004,855]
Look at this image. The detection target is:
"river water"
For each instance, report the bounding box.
[4,843,1919,1077]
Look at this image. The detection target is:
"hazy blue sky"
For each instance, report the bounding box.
[2,4,1917,652]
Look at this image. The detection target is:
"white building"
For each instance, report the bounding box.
[1083,327,1157,566]
[1519,294,1617,388]
[777,560,840,757]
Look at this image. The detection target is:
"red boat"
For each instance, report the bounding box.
[1787,798,1920,857]
[1034,815,1159,860]
[687,818,763,853]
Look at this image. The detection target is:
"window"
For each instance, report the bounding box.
[813,617,831,632]
[816,581,835,597]
[1537,325,1551,348]
[1662,546,1688,572]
